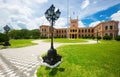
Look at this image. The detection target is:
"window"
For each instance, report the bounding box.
[79,30,80,32]
[73,30,74,32]
[110,26,113,30]
[44,29,46,32]
[85,29,87,33]
[92,29,94,32]
[82,30,84,33]
[105,26,108,30]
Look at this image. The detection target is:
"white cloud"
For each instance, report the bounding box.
[93,1,97,4]
[55,18,67,28]
[0,0,120,32]
[0,0,48,31]
[37,17,67,28]
[111,10,120,35]
[79,0,120,19]
[78,21,86,27]
[81,0,90,9]
[89,21,101,27]
[34,0,48,3]
[111,10,120,21]
[35,16,49,26]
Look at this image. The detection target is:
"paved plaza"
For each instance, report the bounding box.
[0,40,96,77]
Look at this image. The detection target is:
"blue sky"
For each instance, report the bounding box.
[0,0,120,33]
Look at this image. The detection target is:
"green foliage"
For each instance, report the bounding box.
[29,29,40,39]
[37,41,120,77]
[115,35,120,41]
[8,29,40,39]
[91,36,95,39]
[97,36,101,40]
[0,33,9,42]
[82,36,95,39]
[103,35,112,40]
[40,36,48,39]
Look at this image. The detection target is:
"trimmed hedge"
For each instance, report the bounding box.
[115,35,120,41]
[97,36,101,40]
[103,35,112,40]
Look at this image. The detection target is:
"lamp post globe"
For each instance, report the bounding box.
[42,4,62,67]
[3,25,11,46]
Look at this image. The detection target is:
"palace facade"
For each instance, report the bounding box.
[40,18,119,39]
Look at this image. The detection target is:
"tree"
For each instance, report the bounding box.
[29,29,40,39]
[0,33,9,43]
[8,29,40,39]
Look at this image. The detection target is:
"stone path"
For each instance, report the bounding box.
[0,40,97,77]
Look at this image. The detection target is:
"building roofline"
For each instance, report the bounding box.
[40,25,50,27]
[94,20,119,28]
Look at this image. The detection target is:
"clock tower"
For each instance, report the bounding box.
[70,17,78,28]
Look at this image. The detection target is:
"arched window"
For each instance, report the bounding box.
[73,30,74,32]
[88,29,90,32]
[85,29,87,32]
[105,26,108,30]
[110,25,113,30]
[82,29,84,33]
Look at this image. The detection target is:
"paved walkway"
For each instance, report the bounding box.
[0,40,97,77]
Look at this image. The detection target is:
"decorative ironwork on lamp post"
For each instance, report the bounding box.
[42,4,62,67]
[3,25,11,46]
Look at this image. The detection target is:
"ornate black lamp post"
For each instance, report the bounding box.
[3,25,11,46]
[42,4,62,67]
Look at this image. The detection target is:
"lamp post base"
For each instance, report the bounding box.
[3,41,11,46]
[42,48,62,68]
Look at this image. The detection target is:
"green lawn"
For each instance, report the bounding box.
[0,39,36,48]
[9,39,37,48]
[37,40,120,77]
[43,38,87,43]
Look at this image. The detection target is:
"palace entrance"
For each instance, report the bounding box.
[70,34,77,39]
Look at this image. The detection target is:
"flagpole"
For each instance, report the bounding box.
[67,0,69,39]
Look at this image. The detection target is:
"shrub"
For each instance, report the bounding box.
[40,36,47,39]
[32,36,40,39]
[0,33,9,42]
[24,36,30,39]
[91,36,95,39]
[97,36,101,40]
[115,35,120,41]
[103,35,112,40]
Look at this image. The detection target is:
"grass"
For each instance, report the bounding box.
[9,39,37,48]
[0,39,36,48]
[37,40,120,77]
[43,38,87,43]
